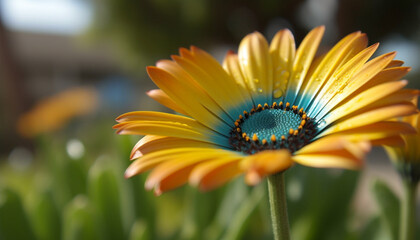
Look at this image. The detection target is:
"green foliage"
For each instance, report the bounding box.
[62,195,99,240]
[0,188,37,240]
[29,189,61,240]
[88,158,127,240]
[372,180,401,240]
[286,167,360,240]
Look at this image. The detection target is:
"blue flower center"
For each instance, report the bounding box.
[241,109,302,143]
[229,102,318,154]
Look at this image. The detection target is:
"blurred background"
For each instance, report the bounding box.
[0,0,419,239]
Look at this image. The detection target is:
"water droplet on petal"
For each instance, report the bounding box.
[280,70,290,79]
[257,88,263,93]
[274,81,281,88]
[294,64,303,72]
[273,89,283,98]
[254,78,260,84]
[318,119,327,128]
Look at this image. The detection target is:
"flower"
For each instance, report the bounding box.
[114,26,418,195]
[18,87,98,138]
[385,98,420,183]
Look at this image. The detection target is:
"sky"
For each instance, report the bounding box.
[0,0,92,35]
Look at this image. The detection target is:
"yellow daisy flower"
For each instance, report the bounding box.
[114,26,419,195]
[18,87,98,138]
[385,98,420,182]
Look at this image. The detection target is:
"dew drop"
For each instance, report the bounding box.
[273,89,283,98]
[257,88,263,93]
[254,78,260,84]
[274,81,281,88]
[280,70,290,79]
[294,64,303,72]
[318,119,327,128]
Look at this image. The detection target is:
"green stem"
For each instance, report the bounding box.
[267,173,290,240]
[399,179,418,240]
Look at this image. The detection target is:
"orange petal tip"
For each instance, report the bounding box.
[245,170,262,185]
[124,168,136,179]
[130,150,142,160]
[144,179,155,191]
[154,186,163,196]
[226,50,235,55]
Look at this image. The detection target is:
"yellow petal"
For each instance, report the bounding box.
[240,150,292,185]
[147,66,231,132]
[297,31,365,108]
[146,89,189,116]
[126,148,238,177]
[144,149,242,193]
[296,136,355,154]
[292,154,363,169]
[156,59,240,122]
[154,164,196,195]
[130,136,219,160]
[156,58,246,123]
[238,31,273,103]
[372,135,405,147]
[189,157,242,191]
[384,146,404,163]
[366,89,420,110]
[116,111,200,124]
[358,66,411,92]
[284,26,325,104]
[297,136,370,161]
[130,135,164,160]
[320,103,418,136]
[223,51,256,107]
[317,52,396,119]
[188,47,253,108]
[308,43,379,116]
[324,80,408,123]
[114,111,226,141]
[293,140,368,169]
[172,51,248,118]
[324,121,416,139]
[269,29,296,100]
[386,60,404,68]
[115,121,211,142]
[404,109,420,128]
[223,51,249,90]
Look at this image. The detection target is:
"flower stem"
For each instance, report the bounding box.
[400,179,418,240]
[267,173,290,240]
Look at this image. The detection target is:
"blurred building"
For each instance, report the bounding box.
[0,0,126,155]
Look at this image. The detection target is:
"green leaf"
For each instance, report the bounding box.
[287,166,360,240]
[358,216,390,240]
[0,188,37,240]
[220,184,265,240]
[88,157,127,240]
[129,220,150,240]
[372,179,400,240]
[179,187,224,240]
[29,189,61,240]
[62,195,100,240]
[63,158,88,197]
[117,136,157,236]
[203,178,249,240]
